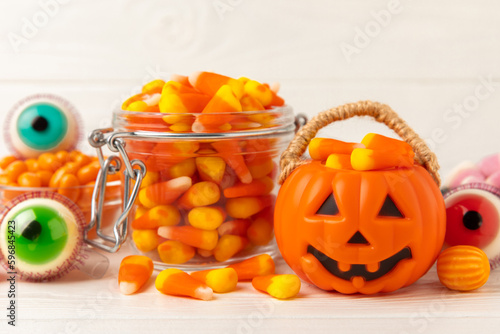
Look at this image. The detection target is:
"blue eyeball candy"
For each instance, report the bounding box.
[6,94,80,158]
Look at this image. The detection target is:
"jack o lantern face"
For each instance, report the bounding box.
[275,161,446,294]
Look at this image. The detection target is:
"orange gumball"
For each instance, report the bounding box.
[77,161,101,185]
[36,170,52,187]
[38,153,63,172]
[0,156,17,170]
[57,174,80,202]
[17,172,42,188]
[437,245,490,291]
[5,161,28,182]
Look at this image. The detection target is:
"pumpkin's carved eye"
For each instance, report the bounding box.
[378,195,404,218]
[316,193,339,216]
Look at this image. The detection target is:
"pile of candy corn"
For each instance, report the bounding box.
[121,71,285,133]
[122,72,287,264]
[309,133,415,171]
[119,254,301,300]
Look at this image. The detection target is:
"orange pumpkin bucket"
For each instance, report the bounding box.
[274,101,446,294]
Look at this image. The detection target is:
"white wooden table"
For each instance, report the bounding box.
[2,0,500,332]
[0,240,499,334]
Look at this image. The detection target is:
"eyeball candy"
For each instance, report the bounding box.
[443,183,500,270]
[5,94,80,159]
[0,192,108,281]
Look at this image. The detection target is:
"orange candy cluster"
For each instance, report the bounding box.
[121,71,285,133]
[308,133,415,171]
[124,72,284,265]
[0,151,119,206]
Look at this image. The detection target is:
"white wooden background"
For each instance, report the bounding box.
[1,0,500,333]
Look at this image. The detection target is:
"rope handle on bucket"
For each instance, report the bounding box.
[278,100,441,186]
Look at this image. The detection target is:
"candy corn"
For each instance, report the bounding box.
[158,226,219,250]
[126,100,149,112]
[131,205,181,230]
[196,156,226,183]
[309,138,364,161]
[243,80,273,106]
[134,205,148,220]
[191,120,232,133]
[247,217,273,246]
[118,255,154,295]
[201,85,242,115]
[170,122,193,133]
[246,156,274,180]
[213,235,249,262]
[325,154,352,169]
[350,148,414,171]
[223,176,274,198]
[197,248,213,258]
[177,181,221,209]
[170,74,193,87]
[195,85,242,130]
[159,93,211,124]
[140,170,159,189]
[225,196,271,219]
[157,240,195,264]
[168,158,197,179]
[227,254,275,280]
[361,133,413,158]
[132,230,162,252]
[142,79,165,94]
[240,95,265,111]
[188,206,226,230]
[269,90,284,106]
[218,219,252,236]
[161,81,198,95]
[190,268,238,293]
[252,274,301,299]
[138,176,192,208]
[156,268,213,301]
[189,71,244,99]
[212,140,252,184]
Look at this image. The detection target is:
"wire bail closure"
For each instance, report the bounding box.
[85,128,146,253]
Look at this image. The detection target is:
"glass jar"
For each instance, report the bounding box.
[111,106,296,269]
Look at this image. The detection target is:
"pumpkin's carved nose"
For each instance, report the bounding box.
[348,231,369,245]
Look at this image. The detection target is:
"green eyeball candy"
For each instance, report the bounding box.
[6,94,80,159]
[0,192,85,281]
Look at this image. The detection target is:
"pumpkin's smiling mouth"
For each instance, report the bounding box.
[307,245,412,282]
